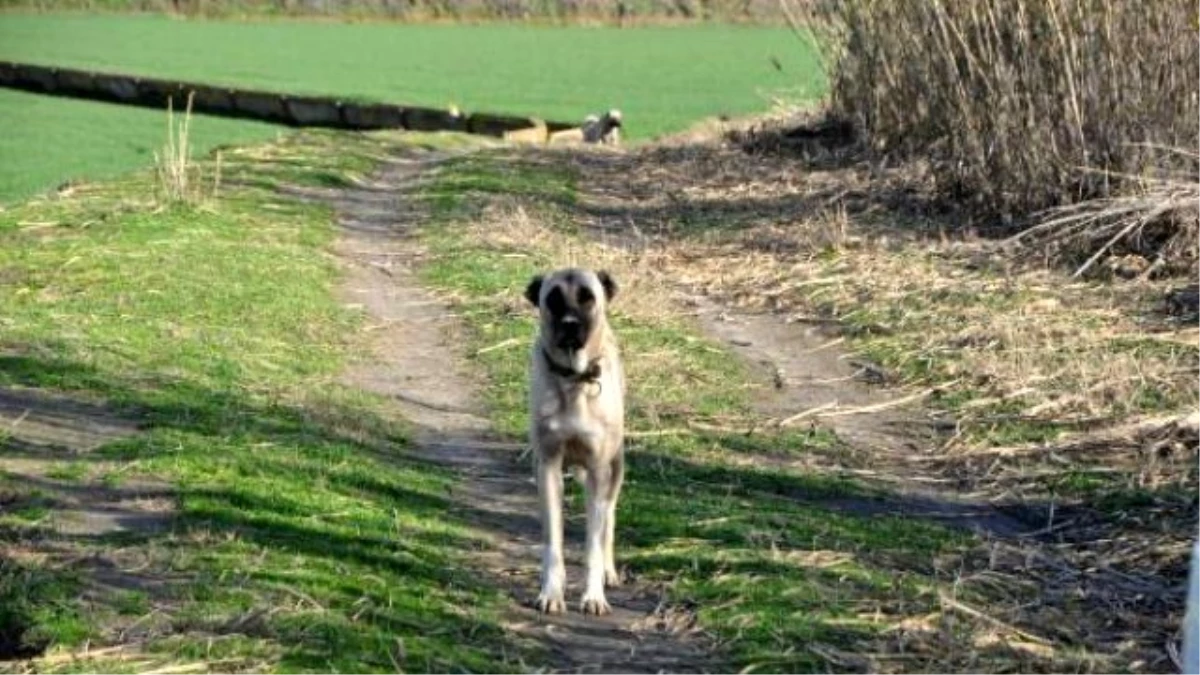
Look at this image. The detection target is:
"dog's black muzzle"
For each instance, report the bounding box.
[555,313,590,351]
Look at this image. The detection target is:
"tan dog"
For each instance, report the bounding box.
[503,118,550,144]
[547,127,586,145]
[524,268,626,615]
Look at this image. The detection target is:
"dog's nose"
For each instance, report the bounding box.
[558,316,584,348]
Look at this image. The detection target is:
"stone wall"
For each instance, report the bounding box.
[0,61,575,137]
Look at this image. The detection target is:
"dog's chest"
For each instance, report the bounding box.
[534,377,619,449]
[538,390,604,442]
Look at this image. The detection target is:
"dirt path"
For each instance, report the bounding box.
[690,298,1036,538]
[0,388,178,660]
[0,388,172,539]
[324,150,722,673]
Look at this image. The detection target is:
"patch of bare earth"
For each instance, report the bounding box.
[310,149,724,673]
[460,115,1195,672]
[0,387,183,664]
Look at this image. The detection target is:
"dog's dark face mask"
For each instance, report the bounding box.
[547,284,593,351]
[525,270,618,356]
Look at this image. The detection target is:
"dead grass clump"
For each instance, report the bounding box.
[155,93,222,206]
[797,0,1199,269]
[1008,153,1200,278]
[932,413,1199,506]
[463,200,686,326]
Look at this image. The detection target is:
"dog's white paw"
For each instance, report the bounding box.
[536,590,567,615]
[604,568,622,588]
[579,590,612,616]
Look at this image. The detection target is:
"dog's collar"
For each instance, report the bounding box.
[542,348,602,384]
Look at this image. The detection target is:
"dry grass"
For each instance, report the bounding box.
[557,138,1198,672]
[1008,153,1200,278]
[555,133,1197,441]
[790,0,1199,272]
[678,240,1195,427]
[804,0,1198,212]
[154,93,222,206]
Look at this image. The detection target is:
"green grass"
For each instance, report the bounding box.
[0,0,785,21]
[0,131,531,671]
[0,13,822,203]
[0,87,280,202]
[414,149,972,673]
[0,13,822,140]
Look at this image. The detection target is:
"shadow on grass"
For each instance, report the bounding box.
[0,350,529,671]
[3,346,1177,672]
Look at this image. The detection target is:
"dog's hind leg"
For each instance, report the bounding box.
[535,452,567,614]
[602,453,624,588]
[580,463,614,615]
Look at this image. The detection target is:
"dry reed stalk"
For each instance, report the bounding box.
[154,92,197,204]
[787,0,1198,270]
[1008,155,1199,277]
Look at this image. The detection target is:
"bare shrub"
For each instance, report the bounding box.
[795,0,1199,269]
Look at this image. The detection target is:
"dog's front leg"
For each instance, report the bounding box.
[580,463,613,615]
[603,453,624,588]
[536,451,566,614]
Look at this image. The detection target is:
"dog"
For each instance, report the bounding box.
[525,268,626,615]
[545,109,623,146]
[503,118,550,145]
[581,109,623,145]
[547,127,584,145]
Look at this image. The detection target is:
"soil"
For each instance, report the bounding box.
[0,387,172,537]
[0,387,179,660]
[689,297,1036,539]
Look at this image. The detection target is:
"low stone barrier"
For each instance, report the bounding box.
[0,60,573,138]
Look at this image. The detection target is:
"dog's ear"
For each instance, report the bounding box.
[597,270,618,302]
[524,275,544,308]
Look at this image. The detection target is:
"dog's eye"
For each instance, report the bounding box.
[546,287,567,315]
[577,286,595,306]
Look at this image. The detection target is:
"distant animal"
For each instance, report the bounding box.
[581,109,623,145]
[547,126,585,145]
[524,268,626,615]
[503,118,550,144]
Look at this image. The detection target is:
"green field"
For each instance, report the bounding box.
[0,14,821,202]
[0,15,819,133]
[0,88,281,202]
